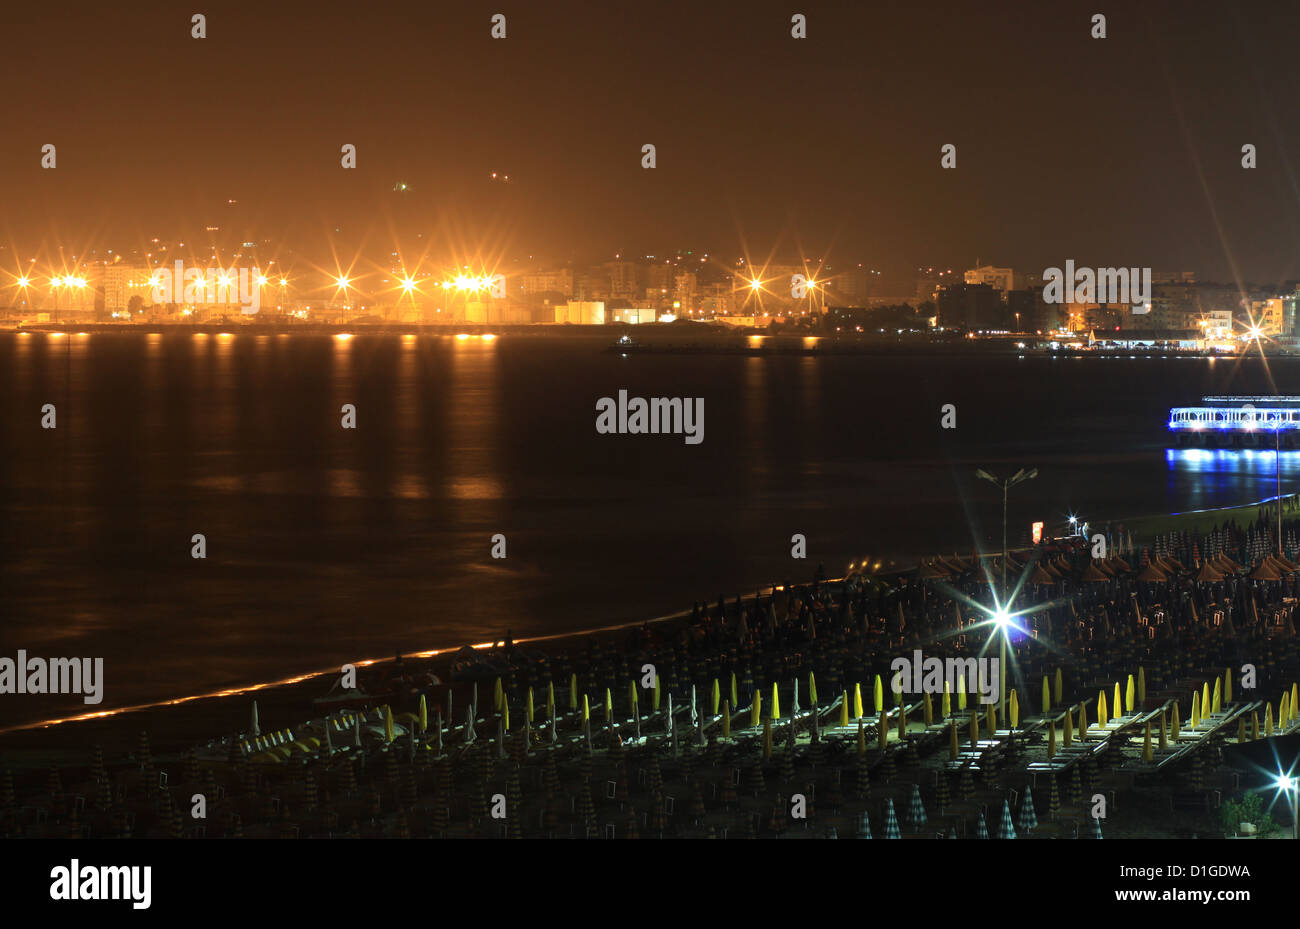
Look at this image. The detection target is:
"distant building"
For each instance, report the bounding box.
[936,282,1005,330]
[605,261,642,300]
[1250,298,1285,335]
[554,300,605,324]
[610,306,656,324]
[522,269,574,297]
[964,265,1015,294]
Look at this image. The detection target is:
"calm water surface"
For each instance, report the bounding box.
[0,332,1293,727]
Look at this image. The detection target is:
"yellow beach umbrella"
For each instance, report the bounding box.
[1224,667,1233,704]
[604,688,613,724]
[1266,703,1274,737]
[809,672,818,707]
[878,708,888,750]
[1047,722,1056,758]
[1142,722,1153,762]
[526,686,535,724]
[1054,668,1063,704]
[1171,702,1181,740]
[384,705,395,743]
[923,692,933,727]
[1041,676,1050,714]
[630,680,638,718]
[1113,682,1122,718]
[840,691,849,728]
[546,680,556,719]
[503,696,510,732]
[1291,683,1298,720]
[1190,691,1200,729]
[418,694,428,734]
[853,683,863,720]
[942,680,951,719]
[857,718,866,755]
[569,674,578,711]
[771,682,780,721]
[1010,689,1020,729]
[949,719,959,760]
[1212,679,1221,715]
[957,671,967,711]
[493,677,503,712]
[1125,675,1135,714]
[751,689,762,728]
[1063,709,1073,746]
[873,675,884,714]
[581,693,589,722]
[1251,710,1259,741]
[711,679,720,716]
[652,673,661,712]
[1138,666,1146,705]
[1079,702,1088,736]
[1098,690,1108,728]
[730,672,738,708]
[1201,682,1210,720]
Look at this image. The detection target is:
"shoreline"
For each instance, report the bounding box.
[2,488,1292,754]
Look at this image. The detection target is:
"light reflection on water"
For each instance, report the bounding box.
[1165,447,1300,512]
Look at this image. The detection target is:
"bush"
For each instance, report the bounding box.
[1219,793,1276,836]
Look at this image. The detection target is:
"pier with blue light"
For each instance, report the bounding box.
[1168,396,1300,447]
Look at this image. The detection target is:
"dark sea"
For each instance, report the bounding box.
[1,331,1295,728]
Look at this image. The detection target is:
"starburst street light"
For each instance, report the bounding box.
[976,466,1038,728]
[1277,773,1300,840]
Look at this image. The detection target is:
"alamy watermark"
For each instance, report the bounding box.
[595,390,704,445]
[889,650,1000,703]
[150,261,262,314]
[1042,261,1151,311]
[0,650,103,704]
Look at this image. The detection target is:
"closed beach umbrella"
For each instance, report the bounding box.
[942,680,951,719]
[882,798,901,838]
[1018,788,1038,833]
[873,676,884,714]
[384,705,395,743]
[418,694,428,734]
[998,799,1017,839]
[853,683,863,720]
[906,783,927,831]
[251,700,261,738]
[1042,676,1050,714]
[975,811,989,839]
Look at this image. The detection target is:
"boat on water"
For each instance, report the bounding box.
[1168,396,1300,448]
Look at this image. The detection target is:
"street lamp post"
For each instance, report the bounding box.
[976,466,1038,728]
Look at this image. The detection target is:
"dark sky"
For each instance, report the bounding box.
[5,0,1300,288]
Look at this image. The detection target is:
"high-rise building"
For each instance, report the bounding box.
[964,265,1015,294]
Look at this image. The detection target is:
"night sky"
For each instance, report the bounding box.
[5,0,1300,287]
